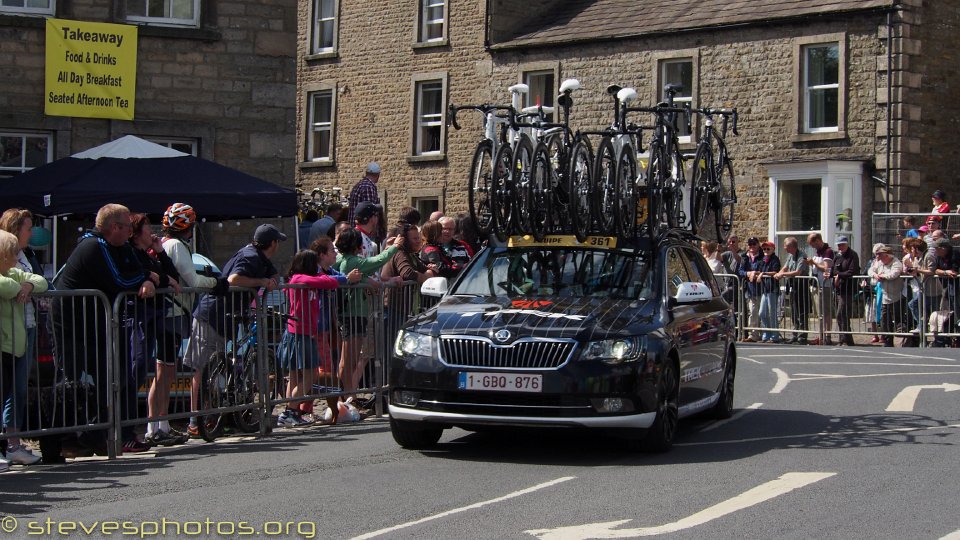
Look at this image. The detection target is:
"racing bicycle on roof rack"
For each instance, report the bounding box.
[688,106,738,243]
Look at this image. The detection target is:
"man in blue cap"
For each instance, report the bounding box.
[347,162,381,226]
[832,236,859,346]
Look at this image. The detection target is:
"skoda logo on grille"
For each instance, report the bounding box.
[493,329,512,343]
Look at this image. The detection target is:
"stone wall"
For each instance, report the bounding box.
[0,0,299,265]
[296,0,490,225]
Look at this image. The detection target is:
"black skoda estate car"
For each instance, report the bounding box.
[388,232,736,452]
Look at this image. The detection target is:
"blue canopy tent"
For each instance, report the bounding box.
[0,135,299,267]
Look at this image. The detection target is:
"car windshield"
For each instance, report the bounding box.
[452,248,653,300]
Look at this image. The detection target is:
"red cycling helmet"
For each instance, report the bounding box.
[162,203,196,231]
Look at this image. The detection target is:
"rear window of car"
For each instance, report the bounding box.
[452,247,653,300]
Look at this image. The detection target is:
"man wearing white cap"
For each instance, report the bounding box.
[347,162,382,226]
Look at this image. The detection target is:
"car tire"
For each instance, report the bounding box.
[712,356,735,420]
[641,360,679,453]
[390,416,443,449]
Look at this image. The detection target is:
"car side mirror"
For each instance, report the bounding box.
[671,281,712,306]
[421,276,448,298]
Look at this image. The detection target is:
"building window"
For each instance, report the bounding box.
[522,70,555,122]
[412,197,438,224]
[147,137,198,156]
[125,0,200,27]
[659,58,693,140]
[307,89,335,162]
[802,43,840,133]
[418,0,446,44]
[0,132,53,180]
[413,79,444,157]
[0,0,55,16]
[311,0,338,55]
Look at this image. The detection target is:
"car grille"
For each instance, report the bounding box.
[438,336,576,370]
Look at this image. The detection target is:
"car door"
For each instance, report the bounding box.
[678,247,728,398]
[663,246,710,407]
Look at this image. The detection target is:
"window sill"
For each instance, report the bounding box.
[305,51,339,62]
[407,153,446,163]
[792,131,846,143]
[300,160,336,169]
[412,39,448,49]
[133,24,222,42]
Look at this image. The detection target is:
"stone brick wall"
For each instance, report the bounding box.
[296,0,490,225]
[0,0,298,266]
[488,16,885,239]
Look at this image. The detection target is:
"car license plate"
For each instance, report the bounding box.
[458,372,542,392]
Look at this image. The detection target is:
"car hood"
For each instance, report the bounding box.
[409,295,657,341]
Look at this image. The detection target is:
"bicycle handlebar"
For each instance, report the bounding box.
[447,103,519,131]
[691,107,739,137]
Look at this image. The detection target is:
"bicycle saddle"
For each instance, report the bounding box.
[616,87,638,104]
[664,83,684,95]
[606,84,622,95]
[508,83,529,95]
[559,78,581,94]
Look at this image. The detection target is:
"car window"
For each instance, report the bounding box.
[665,248,691,298]
[453,248,653,300]
[681,248,720,297]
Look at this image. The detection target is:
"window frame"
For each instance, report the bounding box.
[409,72,447,162]
[520,63,559,123]
[413,0,448,47]
[793,33,847,142]
[0,131,53,178]
[145,137,198,156]
[299,81,337,168]
[124,0,201,28]
[308,0,339,58]
[653,52,697,145]
[0,0,55,16]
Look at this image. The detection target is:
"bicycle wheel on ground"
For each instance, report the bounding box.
[198,355,228,442]
[529,142,553,242]
[713,153,736,243]
[614,144,637,238]
[468,140,494,236]
[232,349,264,433]
[689,144,712,236]
[491,144,514,242]
[567,138,594,242]
[512,136,536,236]
[593,137,617,235]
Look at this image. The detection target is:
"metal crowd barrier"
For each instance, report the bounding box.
[728,272,959,347]
[0,290,117,457]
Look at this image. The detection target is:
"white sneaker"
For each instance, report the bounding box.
[0,457,9,472]
[277,411,299,427]
[6,446,42,465]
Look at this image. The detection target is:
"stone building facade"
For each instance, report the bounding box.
[0,0,298,265]
[297,0,958,252]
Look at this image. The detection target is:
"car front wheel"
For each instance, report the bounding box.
[390,416,443,450]
[641,361,679,452]
[712,357,735,419]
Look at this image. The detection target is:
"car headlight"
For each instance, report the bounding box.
[394,330,434,358]
[581,337,645,363]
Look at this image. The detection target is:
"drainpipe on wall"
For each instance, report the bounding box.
[484,0,492,50]
[885,6,894,213]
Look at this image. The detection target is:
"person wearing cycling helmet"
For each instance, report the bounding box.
[146,203,218,445]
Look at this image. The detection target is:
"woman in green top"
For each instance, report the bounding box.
[334,228,403,398]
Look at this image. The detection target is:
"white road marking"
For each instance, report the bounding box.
[885,383,960,412]
[784,362,960,368]
[524,472,835,540]
[770,368,791,394]
[791,371,960,381]
[676,423,960,447]
[701,403,763,432]
[752,354,886,359]
[350,476,576,540]
[739,356,765,365]
[939,529,960,540]
[874,350,956,362]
